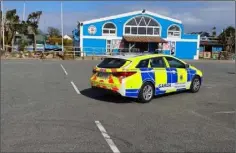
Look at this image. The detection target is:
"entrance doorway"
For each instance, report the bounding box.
[135,42,148,52]
[123,41,159,53]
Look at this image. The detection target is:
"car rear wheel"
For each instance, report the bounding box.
[138,82,154,103]
[190,76,201,93]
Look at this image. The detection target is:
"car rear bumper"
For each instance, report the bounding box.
[90,81,123,95]
[90,80,139,98]
[91,86,122,96]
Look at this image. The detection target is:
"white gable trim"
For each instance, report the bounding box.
[82,10,182,25]
[145,11,182,24]
[82,10,141,25]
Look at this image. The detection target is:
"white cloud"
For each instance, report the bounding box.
[37,1,235,34]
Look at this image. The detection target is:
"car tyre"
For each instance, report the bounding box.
[190,76,201,93]
[138,82,154,103]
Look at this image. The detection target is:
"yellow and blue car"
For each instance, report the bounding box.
[90,54,203,103]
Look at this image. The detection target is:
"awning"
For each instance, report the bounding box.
[123,36,167,43]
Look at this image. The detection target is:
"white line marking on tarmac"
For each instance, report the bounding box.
[214,111,235,114]
[60,64,68,75]
[95,121,120,153]
[71,81,81,94]
[189,110,235,133]
[189,110,213,121]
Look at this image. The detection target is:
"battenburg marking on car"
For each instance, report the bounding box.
[90,54,203,103]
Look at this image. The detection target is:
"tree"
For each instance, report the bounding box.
[4,9,20,49]
[37,29,45,35]
[18,20,28,35]
[26,11,42,51]
[218,26,235,54]
[212,27,216,37]
[47,27,60,37]
[2,9,42,52]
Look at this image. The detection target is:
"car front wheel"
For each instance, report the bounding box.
[190,76,201,93]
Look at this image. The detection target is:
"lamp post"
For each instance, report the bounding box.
[1,0,5,50]
[61,1,64,52]
[23,0,25,21]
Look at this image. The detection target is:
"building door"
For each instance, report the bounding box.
[106,39,112,53]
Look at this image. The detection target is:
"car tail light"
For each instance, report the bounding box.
[112,71,136,78]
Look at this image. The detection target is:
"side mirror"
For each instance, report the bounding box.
[185,64,190,68]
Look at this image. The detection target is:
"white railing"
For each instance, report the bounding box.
[1,45,160,59]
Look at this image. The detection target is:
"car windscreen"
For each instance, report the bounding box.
[97,58,128,68]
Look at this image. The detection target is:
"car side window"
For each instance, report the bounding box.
[150,57,166,68]
[136,59,149,68]
[165,57,186,68]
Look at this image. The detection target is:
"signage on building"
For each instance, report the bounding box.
[163,42,170,50]
[88,25,97,35]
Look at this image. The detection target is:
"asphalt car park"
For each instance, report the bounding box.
[1,59,235,152]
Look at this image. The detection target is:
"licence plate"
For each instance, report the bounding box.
[97,72,109,78]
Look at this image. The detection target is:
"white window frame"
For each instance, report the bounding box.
[123,15,161,37]
[167,24,181,38]
[102,22,117,36]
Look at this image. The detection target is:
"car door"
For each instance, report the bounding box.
[150,57,172,95]
[164,56,188,90]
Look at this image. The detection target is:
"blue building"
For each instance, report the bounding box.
[77,10,200,60]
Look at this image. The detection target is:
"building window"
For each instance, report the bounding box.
[103,22,116,36]
[124,16,161,36]
[167,25,181,38]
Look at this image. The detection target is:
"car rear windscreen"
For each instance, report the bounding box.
[97,58,128,68]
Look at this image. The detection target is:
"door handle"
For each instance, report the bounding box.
[171,70,176,74]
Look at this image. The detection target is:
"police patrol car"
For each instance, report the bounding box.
[90,54,203,103]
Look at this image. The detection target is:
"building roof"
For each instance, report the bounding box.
[82,10,182,25]
[123,36,167,43]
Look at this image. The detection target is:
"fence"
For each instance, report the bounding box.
[2,45,235,61]
[199,51,235,60]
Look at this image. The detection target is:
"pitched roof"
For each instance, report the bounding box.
[82,10,182,25]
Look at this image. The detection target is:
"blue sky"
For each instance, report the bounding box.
[2,1,235,35]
